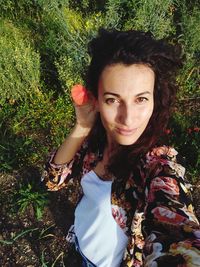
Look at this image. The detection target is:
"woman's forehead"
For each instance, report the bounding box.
[98,63,155,96]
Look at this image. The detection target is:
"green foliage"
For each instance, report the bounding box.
[0,19,40,104]
[68,0,90,12]
[179,4,200,57]
[104,0,122,29]
[0,105,43,171]
[53,8,90,90]
[168,111,200,182]
[178,59,200,98]
[0,98,46,171]
[68,0,105,14]
[0,132,36,171]
[16,182,49,220]
[11,92,74,145]
[0,92,74,171]
[123,0,176,38]
[0,0,69,19]
[177,3,200,98]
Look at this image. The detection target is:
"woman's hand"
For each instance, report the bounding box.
[74,93,98,130]
[53,92,97,165]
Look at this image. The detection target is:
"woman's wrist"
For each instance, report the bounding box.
[53,124,90,165]
[72,123,91,137]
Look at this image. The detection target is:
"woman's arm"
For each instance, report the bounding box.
[42,94,97,190]
[53,124,91,164]
[53,94,97,164]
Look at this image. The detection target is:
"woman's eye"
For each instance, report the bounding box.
[136,97,148,103]
[105,98,118,104]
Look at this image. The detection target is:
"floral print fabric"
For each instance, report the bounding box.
[42,141,200,266]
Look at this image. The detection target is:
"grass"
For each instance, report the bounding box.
[16,182,49,220]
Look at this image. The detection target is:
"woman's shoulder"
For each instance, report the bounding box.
[141,145,186,180]
[145,145,179,162]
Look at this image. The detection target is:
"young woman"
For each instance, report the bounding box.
[42,29,200,267]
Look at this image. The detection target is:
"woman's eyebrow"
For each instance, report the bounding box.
[136,91,151,96]
[103,91,151,97]
[103,92,120,97]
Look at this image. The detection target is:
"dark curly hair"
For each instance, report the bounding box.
[85,28,182,182]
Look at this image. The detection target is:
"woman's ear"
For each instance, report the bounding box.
[87,91,99,111]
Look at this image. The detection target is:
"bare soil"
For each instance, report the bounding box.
[0,170,78,267]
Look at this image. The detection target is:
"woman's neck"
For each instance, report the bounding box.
[103,142,118,164]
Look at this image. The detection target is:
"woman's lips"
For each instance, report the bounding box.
[115,127,137,136]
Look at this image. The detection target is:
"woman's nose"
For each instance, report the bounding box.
[118,104,134,127]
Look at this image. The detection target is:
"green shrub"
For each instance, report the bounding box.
[54,8,89,91]
[0,19,40,104]
[68,0,106,14]
[11,92,74,145]
[177,58,200,98]
[0,0,69,19]
[179,5,200,56]
[0,91,74,171]
[103,0,122,29]
[123,0,176,38]
[168,111,200,182]
[177,4,200,98]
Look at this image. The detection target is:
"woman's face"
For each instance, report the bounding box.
[96,63,155,147]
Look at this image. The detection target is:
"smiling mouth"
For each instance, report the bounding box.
[115,128,137,136]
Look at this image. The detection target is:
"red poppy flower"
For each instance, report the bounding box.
[71,84,89,105]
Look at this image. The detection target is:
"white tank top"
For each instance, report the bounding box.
[74,170,128,267]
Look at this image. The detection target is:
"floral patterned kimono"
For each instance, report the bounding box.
[42,140,200,267]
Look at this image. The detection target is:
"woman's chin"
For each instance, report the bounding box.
[112,135,140,146]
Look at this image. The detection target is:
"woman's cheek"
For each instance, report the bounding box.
[138,105,154,121]
[101,108,117,129]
